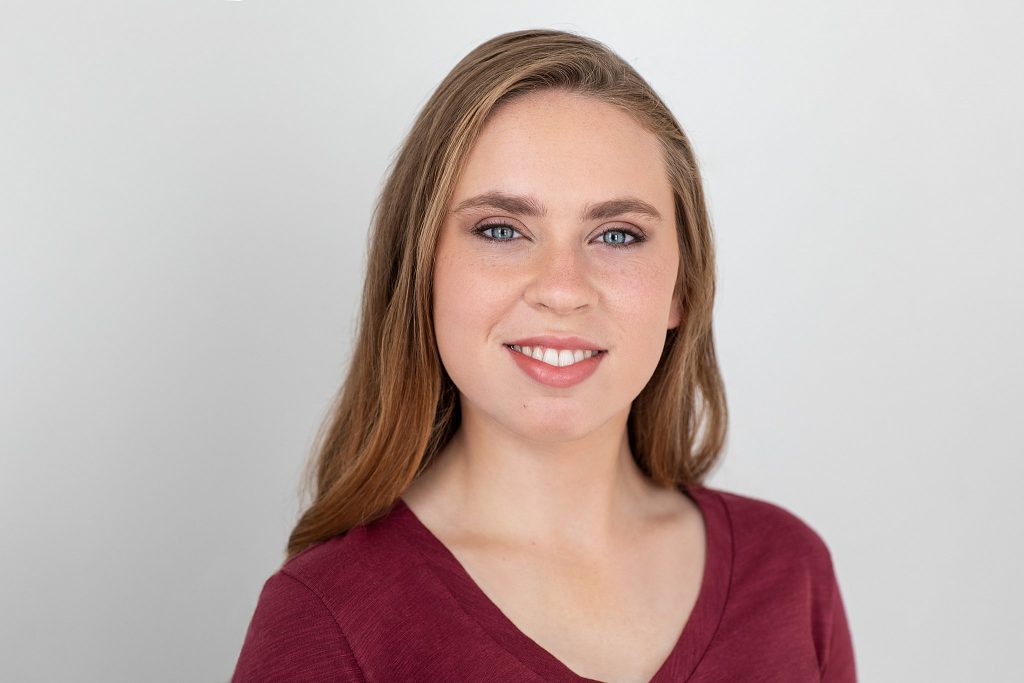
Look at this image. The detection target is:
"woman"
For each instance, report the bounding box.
[232,29,856,682]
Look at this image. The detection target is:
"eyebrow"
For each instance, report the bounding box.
[451,191,664,223]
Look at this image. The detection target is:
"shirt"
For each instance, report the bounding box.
[232,483,857,681]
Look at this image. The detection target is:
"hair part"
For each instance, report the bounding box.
[286,28,728,561]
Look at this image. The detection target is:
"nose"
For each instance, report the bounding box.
[522,239,597,314]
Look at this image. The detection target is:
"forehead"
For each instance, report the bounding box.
[450,90,674,216]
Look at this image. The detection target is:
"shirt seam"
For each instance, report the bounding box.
[818,552,839,677]
[685,487,735,679]
[395,518,553,681]
[279,568,369,682]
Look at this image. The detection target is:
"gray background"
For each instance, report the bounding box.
[2,1,1022,681]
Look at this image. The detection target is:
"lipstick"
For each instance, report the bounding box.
[504,342,606,388]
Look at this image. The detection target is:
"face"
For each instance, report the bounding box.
[432,89,681,442]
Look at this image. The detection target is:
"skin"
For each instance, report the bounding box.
[402,90,705,681]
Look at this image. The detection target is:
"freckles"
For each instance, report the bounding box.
[477,252,529,279]
[597,258,659,294]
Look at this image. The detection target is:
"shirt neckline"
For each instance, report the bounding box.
[391,483,733,682]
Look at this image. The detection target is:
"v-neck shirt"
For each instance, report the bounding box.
[391,486,728,681]
[232,484,856,682]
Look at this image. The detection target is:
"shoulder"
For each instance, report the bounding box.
[697,484,838,576]
[232,567,366,682]
[232,503,418,682]
[695,485,854,676]
[280,503,420,606]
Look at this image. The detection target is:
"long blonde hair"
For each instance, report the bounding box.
[286,29,727,561]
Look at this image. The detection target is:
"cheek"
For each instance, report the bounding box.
[432,251,503,354]
[601,254,677,321]
[599,254,679,386]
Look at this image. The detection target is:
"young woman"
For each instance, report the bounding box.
[232,29,856,682]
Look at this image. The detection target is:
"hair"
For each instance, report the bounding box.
[285,28,728,561]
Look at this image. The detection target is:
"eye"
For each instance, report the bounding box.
[470,222,647,249]
[596,227,645,248]
[471,222,522,242]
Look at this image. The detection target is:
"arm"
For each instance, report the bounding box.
[232,570,366,683]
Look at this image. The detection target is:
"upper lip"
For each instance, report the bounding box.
[505,335,606,351]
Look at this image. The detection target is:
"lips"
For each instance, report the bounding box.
[504,335,606,351]
[505,345,604,388]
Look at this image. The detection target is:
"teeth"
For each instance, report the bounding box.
[508,344,601,368]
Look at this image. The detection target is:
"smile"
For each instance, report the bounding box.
[503,343,607,389]
[505,344,604,367]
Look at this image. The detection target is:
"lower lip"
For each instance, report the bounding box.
[505,345,606,388]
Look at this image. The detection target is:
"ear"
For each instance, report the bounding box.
[667,294,682,330]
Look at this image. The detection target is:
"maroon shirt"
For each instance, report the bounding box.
[232,484,856,681]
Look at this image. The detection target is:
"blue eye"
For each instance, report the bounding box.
[476,224,521,241]
[600,229,637,246]
[470,223,646,249]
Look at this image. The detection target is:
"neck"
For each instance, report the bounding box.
[423,402,664,553]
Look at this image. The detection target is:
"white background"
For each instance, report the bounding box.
[2,1,1021,681]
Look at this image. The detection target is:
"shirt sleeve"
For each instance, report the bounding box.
[232,569,366,683]
[820,566,857,683]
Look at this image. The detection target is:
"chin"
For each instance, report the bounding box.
[505,406,611,443]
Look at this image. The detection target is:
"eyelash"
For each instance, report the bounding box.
[470,222,647,249]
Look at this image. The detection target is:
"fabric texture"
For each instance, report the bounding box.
[232,484,856,682]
